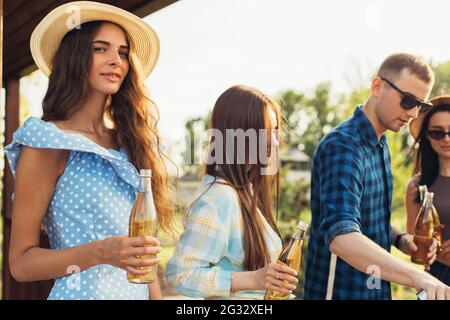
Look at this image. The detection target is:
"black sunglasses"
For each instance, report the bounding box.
[380,77,433,111]
[427,130,450,140]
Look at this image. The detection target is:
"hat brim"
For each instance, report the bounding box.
[409,95,450,139]
[30,1,160,78]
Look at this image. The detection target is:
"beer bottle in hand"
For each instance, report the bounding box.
[411,192,435,265]
[128,169,158,284]
[264,220,308,300]
[418,185,443,247]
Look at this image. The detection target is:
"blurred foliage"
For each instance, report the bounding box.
[431,60,450,97]
[278,82,342,158]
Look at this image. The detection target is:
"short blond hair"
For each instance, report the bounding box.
[377,53,434,84]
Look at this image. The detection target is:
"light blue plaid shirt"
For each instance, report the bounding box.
[165,175,282,299]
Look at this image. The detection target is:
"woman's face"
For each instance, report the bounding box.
[88,22,130,95]
[427,111,450,159]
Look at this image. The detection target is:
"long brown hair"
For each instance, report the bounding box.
[202,85,282,271]
[413,104,450,202]
[41,21,174,235]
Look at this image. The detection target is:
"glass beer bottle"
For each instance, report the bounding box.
[127,169,158,284]
[264,220,308,300]
[418,186,443,248]
[411,192,435,265]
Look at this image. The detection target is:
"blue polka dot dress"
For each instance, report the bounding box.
[4,117,149,300]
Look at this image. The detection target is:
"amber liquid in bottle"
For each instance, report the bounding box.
[411,192,435,265]
[419,186,443,248]
[264,221,308,300]
[127,169,158,284]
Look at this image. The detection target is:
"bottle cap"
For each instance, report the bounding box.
[140,169,152,177]
[296,220,308,230]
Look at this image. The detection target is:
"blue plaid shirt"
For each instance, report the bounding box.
[304,106,393,300]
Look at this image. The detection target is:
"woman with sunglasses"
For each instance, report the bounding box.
[406,95,450,285]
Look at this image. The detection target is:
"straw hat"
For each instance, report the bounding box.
[409,95,450,139]
[30,1,160,78]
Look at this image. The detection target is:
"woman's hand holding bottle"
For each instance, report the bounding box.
[97,236,161,275]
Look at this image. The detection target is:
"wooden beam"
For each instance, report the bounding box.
[131,0,178,18]
[2,79,19,233]
[3,0,27,16]
[1,77,18,299]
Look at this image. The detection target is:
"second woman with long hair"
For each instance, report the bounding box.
[406,95,450,286]
[165,85,298,299]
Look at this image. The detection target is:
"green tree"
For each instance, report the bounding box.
[277,89,305,148]
[278,82,342,157]
[431,60,450,96]
[182,112,211,176]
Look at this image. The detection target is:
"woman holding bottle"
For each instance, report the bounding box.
[165,85,298,299]
[4,2,174,299]
[406,95,450,285]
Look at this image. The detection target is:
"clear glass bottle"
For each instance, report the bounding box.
[264,220,308,300]
[127,169,158,283]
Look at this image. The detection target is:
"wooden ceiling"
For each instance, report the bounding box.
[3,0,176,82]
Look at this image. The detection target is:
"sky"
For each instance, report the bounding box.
[18,0,450,151]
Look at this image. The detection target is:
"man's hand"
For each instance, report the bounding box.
[398,234,438,270]
[436,240,450,267]
[413,272,450,300]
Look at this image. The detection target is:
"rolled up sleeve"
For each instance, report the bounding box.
[317,137,364,247]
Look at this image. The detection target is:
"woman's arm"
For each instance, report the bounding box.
[231,263,298,295]
[164,202,297,298]
[148,277,163,300]
[10,146,161,282]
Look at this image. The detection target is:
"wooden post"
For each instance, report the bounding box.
[0,0,2,91]
[2,79,54,300]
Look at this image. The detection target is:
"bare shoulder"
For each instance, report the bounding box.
[18,146,70,180]
[405,174,421,199]
[406,174,421,191]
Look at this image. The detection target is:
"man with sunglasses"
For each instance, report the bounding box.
[304,53,450,300]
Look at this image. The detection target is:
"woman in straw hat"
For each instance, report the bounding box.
[405,95,450,285]
[4,1,174,299]
[165,85,299,299]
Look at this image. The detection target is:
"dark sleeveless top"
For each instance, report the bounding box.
[429,175,450,241]
[428,175,450,285]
